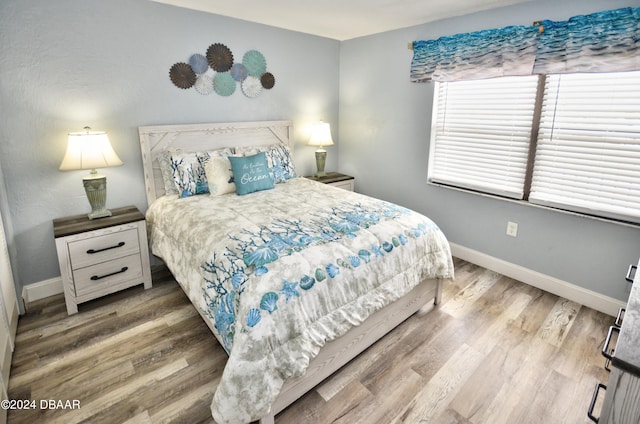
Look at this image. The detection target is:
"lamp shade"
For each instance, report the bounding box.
[59,127,123,171]
[308,122,334,147]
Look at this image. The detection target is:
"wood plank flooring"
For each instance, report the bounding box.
[7,258,612,423]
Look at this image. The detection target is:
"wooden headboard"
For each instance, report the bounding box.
[138,120,294,207]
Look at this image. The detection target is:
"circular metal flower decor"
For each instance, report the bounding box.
[261,72,275,89]
[242,76,263,98]
[188,54,209,74]
[169,62,196,89]
[230,63,249,82]
[242,50,267,77]
[206,43,234,72]
[194,73,214,95]
[214,72,236,96]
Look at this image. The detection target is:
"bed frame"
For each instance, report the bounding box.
[138,120,443,424]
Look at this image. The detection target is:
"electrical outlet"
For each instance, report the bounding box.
[506,221,518,237]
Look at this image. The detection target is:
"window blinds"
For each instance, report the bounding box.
[428,76,539,199]
[530,72,640,223]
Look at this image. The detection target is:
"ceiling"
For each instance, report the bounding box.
[150,0,533,41]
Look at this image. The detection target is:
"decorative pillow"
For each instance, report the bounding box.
[204,156,236,196]
[228,152,275,195]
[235,144,297,183]
[168,148,233,198]
[159,151,179,195]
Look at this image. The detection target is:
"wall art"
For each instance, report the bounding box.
[169,43,275,98]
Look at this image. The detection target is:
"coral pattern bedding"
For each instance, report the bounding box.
[145,177,453,423]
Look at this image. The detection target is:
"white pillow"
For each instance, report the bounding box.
[205,156,236,196]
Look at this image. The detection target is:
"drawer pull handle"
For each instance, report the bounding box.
[615,307,625,328]
[587,383,606,423]
[602,325,620,371]
[90,267,128,281]
[625,264,637,283]
[87,241,125,254]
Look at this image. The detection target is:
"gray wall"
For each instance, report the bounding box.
[339,0,640,302]
[1,0,639,304]
[0,0,340,292]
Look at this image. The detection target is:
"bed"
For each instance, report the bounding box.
[138,120,454,424]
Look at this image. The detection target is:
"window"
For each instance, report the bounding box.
[429,76,539,199]
[428,71,640,224]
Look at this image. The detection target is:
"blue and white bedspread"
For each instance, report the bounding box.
[146,177,454,424]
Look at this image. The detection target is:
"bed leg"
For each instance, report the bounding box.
[259,414,275,424]
[434,279,443,305]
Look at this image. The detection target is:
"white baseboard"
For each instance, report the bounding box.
[450,243,625,317]
[21,277,63,305]
[20,262,166,307]
[20,263,166,307]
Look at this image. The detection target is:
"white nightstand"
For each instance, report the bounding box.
[305,172,355,191]
[53,206,152,315]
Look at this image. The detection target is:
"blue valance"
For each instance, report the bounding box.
[534,7,640,74]
[411,26,539,82]
[411,7,640,82]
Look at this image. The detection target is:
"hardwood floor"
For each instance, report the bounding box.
[7,258,612,423]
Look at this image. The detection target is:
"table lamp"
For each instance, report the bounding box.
[308,121,334,177]
[59,127,123,219]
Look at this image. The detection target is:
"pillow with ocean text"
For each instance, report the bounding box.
[235,144,296,183]
[228,152,275,195]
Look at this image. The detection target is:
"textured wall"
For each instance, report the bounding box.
[3,0,640,304]
[0,0,340,291]
[339,0,640,302]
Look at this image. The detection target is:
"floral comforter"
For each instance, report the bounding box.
[145,177,454,424]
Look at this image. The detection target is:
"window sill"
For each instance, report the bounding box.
[428,181,640,230]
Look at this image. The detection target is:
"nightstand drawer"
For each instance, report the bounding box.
[72,254,143,297]
[68,228,140,269]
[331,179,355,191]
[305,172,355,192]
